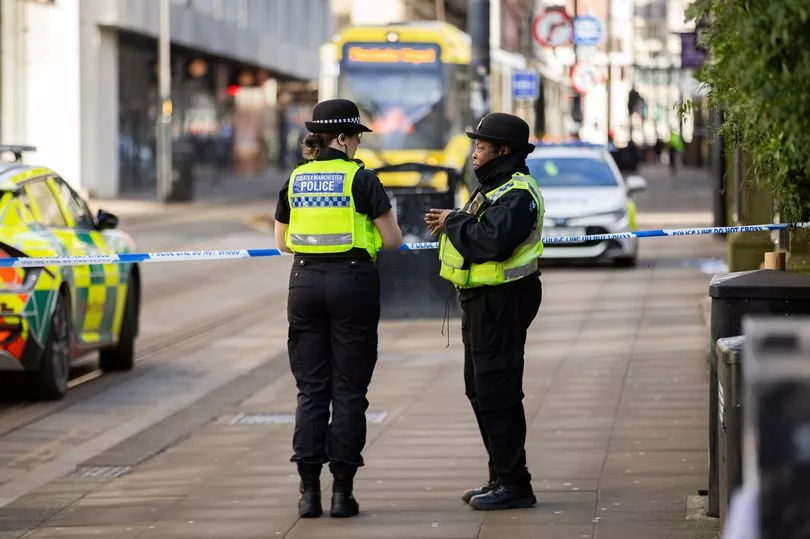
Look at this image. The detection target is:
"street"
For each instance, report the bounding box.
[0,164,722,539]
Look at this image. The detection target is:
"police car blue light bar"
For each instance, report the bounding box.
[0,221,807,268]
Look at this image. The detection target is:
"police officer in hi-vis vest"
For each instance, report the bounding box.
[425,112,544,511]
[274,99,403,519]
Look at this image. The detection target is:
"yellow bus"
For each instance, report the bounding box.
[318,21,523,318]
[319,21,476,211]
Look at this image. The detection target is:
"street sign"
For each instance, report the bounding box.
[533,8,573,48]
[573,15,604,47]
[512,71,539,100]
[571,63,601,94]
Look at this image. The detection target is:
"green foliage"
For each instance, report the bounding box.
[685,0,810,222]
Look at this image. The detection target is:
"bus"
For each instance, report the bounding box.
[320,21,481,204]
[317,21,519,318]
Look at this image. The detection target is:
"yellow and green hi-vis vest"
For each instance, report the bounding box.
[286,159,382,261]
[438,172,545,288]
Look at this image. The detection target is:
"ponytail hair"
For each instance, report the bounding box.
[301,133,338,160]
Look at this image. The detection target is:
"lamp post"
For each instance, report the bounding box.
[157,0,173,202]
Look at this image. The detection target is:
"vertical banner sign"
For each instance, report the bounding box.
[680,31,707,69]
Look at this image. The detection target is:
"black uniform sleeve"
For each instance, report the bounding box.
[352,169,392,220]
[274,177,291,224]
[443,189,539,264]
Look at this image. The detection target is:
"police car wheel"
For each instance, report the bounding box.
[32,292,71,401]
[99,280,137,372]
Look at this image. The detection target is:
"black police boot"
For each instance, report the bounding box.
[297,463,323,518]
[329,462,359,518]
[469,484,537,511]
[461,479,497,504]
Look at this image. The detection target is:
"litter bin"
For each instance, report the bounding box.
[716,335,745,529]
[166,140,195,202]
[707,269,810,517]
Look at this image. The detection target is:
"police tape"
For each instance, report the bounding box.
[0,221,808,269]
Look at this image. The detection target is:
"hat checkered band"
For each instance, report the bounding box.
[309,117,362,124]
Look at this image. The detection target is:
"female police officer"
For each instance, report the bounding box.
[274,99,403,519]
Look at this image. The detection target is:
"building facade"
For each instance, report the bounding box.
[329,0,562,137]
[632,0,694,145]
[532,0,635,143]
[1,0,332,198]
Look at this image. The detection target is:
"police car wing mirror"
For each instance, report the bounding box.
[96,209,119,230]
[626,175,647,195]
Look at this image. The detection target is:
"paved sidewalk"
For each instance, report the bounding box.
[4,165,724,539]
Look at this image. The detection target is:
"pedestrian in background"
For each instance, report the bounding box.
[425,112,544,511]
[274,98,403,518]
[668,129,684,175]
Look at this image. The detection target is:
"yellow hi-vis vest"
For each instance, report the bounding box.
[438,172,545,288]
[286,159,382,261]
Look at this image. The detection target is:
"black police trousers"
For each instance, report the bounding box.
[287,257,380,468]
[460,275,542,487]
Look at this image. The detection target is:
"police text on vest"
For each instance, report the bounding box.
[293,173,346,194]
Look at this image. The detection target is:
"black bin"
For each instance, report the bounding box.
[375,163,466,320]
[707,269,810,517]
[716,335,745,528]
[167,140,195,202]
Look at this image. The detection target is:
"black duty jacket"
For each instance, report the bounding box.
[443,153,540,292]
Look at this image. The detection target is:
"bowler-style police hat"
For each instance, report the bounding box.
[305,99,373,134]
[466,112,535,154]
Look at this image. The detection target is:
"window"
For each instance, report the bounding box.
[52,177,95,229]
[339,67,446,150]
[15,191,35,219]
[526,157,619,188]
[25,179,68,227]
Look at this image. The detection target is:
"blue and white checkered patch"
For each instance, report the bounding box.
[290,196,352,208]
[487,180,516,201]
[292,173,346,194]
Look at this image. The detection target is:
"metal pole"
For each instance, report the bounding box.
[157,0,172,202]
[571,0,581,126]
[734,146,744,224]
[436,0,445,21]
[468,0,491,123]
[605,0,612,141]
[712,108,727,229]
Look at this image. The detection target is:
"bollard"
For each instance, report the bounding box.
[716,335,745,529]
[740,316,810,539]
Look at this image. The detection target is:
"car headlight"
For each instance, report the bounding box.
[590,208,627,220]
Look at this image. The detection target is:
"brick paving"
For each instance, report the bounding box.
[8,165,723,538]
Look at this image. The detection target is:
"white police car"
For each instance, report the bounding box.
[526,142,647,267]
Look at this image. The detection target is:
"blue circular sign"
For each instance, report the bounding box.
[573,15,604,47]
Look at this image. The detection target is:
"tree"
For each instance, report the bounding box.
[685,0,810,222]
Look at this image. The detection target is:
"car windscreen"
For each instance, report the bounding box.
[526,156,618,187]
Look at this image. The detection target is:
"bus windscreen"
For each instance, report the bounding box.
[338,42,445,150]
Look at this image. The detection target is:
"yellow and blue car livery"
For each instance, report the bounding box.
[0,154,141,401]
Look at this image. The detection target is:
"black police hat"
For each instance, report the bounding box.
[305,98,373,134]
[466,112,535,154]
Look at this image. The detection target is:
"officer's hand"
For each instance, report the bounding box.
[425,208,453,235]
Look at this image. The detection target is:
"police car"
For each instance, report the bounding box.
[526,142,647,267]
[0,145,140,401]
